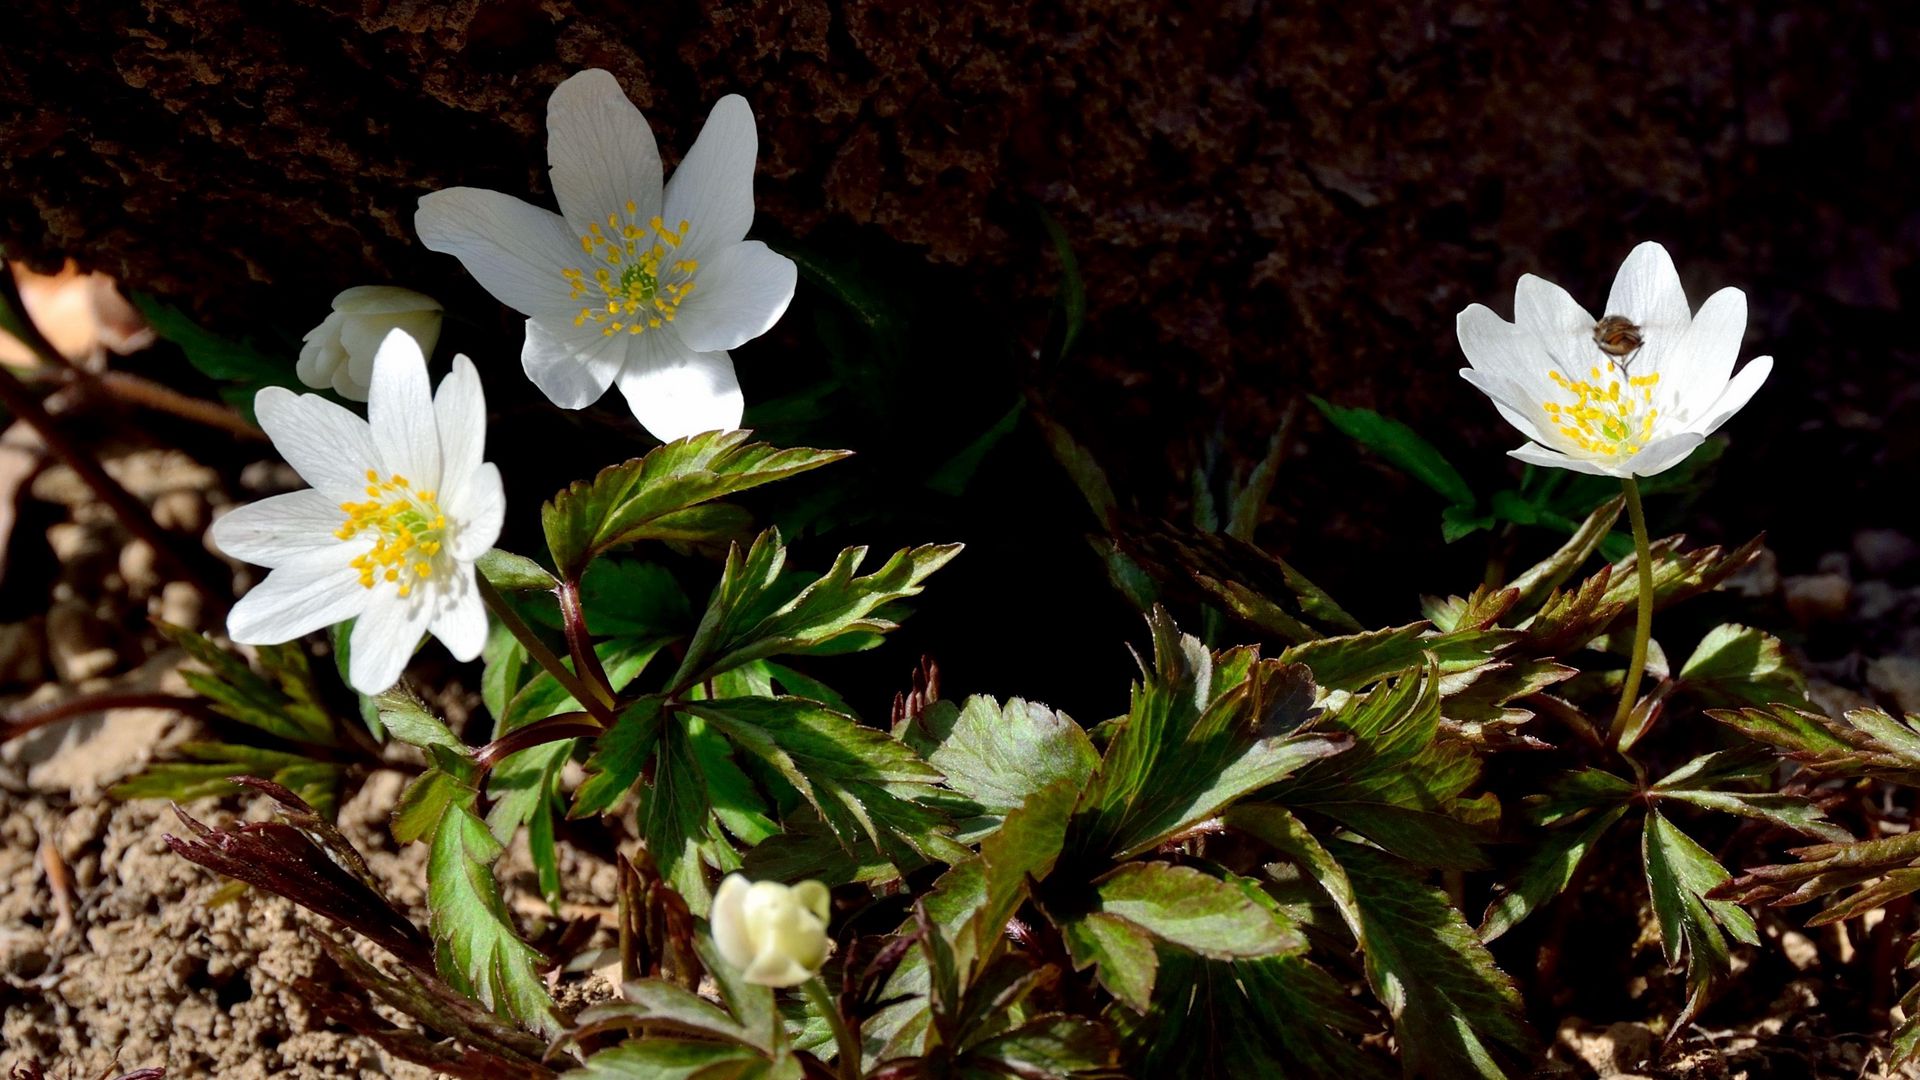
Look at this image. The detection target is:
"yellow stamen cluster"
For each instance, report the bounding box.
[1543,366,1661,459]
[336,470,447,598]
[561,202,698,338]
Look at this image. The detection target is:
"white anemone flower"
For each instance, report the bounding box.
[414,69,797,442]
[296,286,444,401]
[213,329,505,695]
[709,874,831,988]
[1455,241,1773,478]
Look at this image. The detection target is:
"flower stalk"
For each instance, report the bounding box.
[803,976,862,1080]
[474,574,616,728]
[1609,477,1654,747]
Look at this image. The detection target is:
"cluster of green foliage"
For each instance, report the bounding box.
[137,410,1892,1079]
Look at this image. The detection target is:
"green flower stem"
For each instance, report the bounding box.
[1609,477,1655,747]
[475,574,617,728]
[803,976,862,1080]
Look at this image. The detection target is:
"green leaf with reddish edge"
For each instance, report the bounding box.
[1060,912,1158,1013]
[542,429,850,579]
[1280,621,1517,692]
[1479,804,1629,943]
[1642,809,1758,1028]
[562,1040,772,1079]
[672,529,960,690]
[1273,665,1492,870]
[901,695,1099,818]
[1093,862,1302,960]
[1650,748,1848,842]
[572,696,665,818]
[1120,949,1393,1080]
[1073,610,1346,861]
[1335,841,1534,1078]
[1677,623,1808,709]
[427,803,560,1036]
[1502,495,1623,617]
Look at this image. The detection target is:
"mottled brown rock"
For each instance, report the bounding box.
[3,1,1917,584]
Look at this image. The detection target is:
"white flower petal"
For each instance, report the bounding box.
[429,568,488,662]
[1662,287,1746,421]
[1458,368,1560,450]
[368,330,443,491]
[1693,355,1773,438]
[522,317,630,409]
[1604,241,1691,338]
[1624,432,1707,477]
[448,462,505,562]
[416,187,580,319]
[296,313,346,390]
[672,241,797,353]
[614,334,742,442]
[662,95,758,261]
[1512,274,1597,381]
[547,69,664,234]
[254,386,379,504]
[1456,303,1564,408]
[711,875,755,973]
[348,591,434,695]
[434,355,487,512]
[228,548,368,645]
[211,490,353,565]
[332,285,443,316]
[1507,442,1619,477]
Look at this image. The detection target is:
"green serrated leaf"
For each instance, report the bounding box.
[1642,810,1758,1026]
[1503,495,1624,617]
[1060,911,1158,1013]
[542,429,849,578]
[1335,841,1534,1078]
[1274,666,1491,870]
[907,695,1099,819]
[673,530,960,690]
[1093,862,1302,960]
[427,803,560,1036]
[573,697,667,818]
[1678,623,1808,709]
[561,1040,769,1079]
[476,548,558,591]
[1479,805,1629,942]
[158,622,336,745]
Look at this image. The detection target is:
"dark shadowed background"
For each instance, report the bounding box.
[2,1,1914,718]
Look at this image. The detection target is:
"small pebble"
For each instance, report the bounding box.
[1784,573,1851,625]
[1867,656,1920,716]
[1854,528,1920,578]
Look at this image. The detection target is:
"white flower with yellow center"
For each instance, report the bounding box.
[213,329,504,695]
[296,285,444,402]
[709,874,831,988]
[413,69,796,442]
[1456,241,1774,477]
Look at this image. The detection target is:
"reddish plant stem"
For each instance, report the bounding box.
[91,370,264,439]
[2,691,212,744]
[474,574,615,728]
[557,578,617,710]
[472,711,600,775]
[0,277,230,610]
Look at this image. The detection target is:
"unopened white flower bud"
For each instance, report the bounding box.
[709,874,831,988]
[296,286,443,401]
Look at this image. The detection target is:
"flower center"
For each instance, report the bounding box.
[1543,365,1661,459]
[561,203,698,338]
[336,470,448,598]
